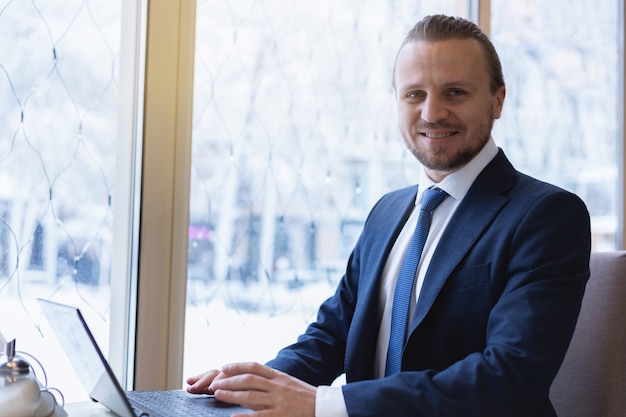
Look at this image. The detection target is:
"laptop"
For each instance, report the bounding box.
[37,299,252,416]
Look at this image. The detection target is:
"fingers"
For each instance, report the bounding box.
[221,362,277,379]
[209,363,277,408]
[185,363,269,394]
[210,370,271,394]
[187,363,282,401]
[213,385,272,411]
[185,363,269,395]
[196,362,316,416]
[186,369,220,394]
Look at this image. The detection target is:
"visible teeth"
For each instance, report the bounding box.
[424,132,453,139]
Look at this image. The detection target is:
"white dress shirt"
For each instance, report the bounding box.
[315,139,499,417]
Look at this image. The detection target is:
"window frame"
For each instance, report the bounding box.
[111,0,195,390]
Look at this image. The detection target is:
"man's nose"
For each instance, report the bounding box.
[421,96,449,123]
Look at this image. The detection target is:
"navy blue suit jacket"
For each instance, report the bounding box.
[266,150,591,417]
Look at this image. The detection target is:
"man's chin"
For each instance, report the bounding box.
[412,138,490,171]
[412,150,474,172]
[412,149,453,170]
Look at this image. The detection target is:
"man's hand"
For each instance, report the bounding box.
[186,369,222,394]
[207,362,317,417]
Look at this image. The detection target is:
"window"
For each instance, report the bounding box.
[491,0,621,250]
[0,0,124,402]
[184,0,471,379]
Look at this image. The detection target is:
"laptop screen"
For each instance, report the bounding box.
[38,299,135,417]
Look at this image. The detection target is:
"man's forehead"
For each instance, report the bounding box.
[397,38,484,61]
[395,40,488,82]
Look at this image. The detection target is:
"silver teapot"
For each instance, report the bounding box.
[0,339,43,417]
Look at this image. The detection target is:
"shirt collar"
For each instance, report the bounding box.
[416,137,499,205]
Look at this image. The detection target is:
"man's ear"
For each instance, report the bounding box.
[493,86,506,119]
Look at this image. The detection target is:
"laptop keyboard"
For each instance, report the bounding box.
[126,390,249,416]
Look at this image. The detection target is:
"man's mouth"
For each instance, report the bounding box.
[422,132,456,139]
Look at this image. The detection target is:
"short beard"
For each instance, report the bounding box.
[410,116,494,172]
[410,134,490,171]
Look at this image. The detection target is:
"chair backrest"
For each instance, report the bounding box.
[549,251,626,417]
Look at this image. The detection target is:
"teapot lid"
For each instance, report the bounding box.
[0,339,31,376]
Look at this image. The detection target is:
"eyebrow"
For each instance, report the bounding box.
[399,80,478,93]
[441,80,478,90]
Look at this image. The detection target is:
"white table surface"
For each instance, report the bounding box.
[65,401,118,416]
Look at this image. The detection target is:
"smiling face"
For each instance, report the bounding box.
[395,39,506,182]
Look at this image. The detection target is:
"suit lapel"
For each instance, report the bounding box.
[408,150,515,334]
[345,186,417,381]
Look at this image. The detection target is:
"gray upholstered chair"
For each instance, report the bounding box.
[549,250,626,417]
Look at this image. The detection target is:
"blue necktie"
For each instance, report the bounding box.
[385,187,448,376]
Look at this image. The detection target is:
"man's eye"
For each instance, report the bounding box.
[406,91,424,100]
[449,89,466,96]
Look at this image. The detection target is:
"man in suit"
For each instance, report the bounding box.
[187,14,591,417]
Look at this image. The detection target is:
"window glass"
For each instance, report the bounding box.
[0,1,121,402]
[185,0,470,379]
[491,0,621,250]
